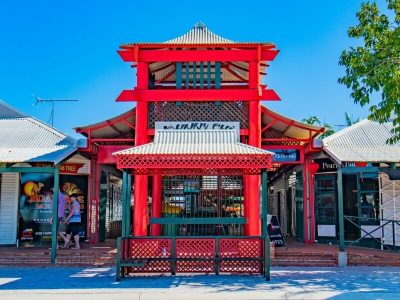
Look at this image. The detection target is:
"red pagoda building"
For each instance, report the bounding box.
[76,23,324,279]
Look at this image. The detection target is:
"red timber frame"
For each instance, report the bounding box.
[77,35,324,245]
[76,110,137,243]
[260,106,324,243]
[116,41,280,238]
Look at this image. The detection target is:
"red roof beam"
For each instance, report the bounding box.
[120,44,277,50]
[75,110,136,133]
[118,49,279,63]
[116,88,280,102]
[121,119,135,130]
[261,119,278,133]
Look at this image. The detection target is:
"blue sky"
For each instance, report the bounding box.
[0,0,386,137]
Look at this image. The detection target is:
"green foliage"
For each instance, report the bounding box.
[302,116,335,138]
[344,112,361,126]
[338,0,400,144]
[302,116,321,126]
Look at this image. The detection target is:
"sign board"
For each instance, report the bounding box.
[267,215,287,248]
[315,158,338,173]
[59,163,84,174]
[155,121,240,140]
[269,149,300,163]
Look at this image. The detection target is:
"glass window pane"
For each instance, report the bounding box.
[318,208,335,222]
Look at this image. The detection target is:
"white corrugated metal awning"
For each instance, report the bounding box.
[114,130,273,156]
[323,119,400,163]
[0,117,77,164]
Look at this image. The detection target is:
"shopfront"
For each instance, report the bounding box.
[18,156,90,244]
[322,119,400,250]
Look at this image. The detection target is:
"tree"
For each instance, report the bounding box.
[344,112,361,126]
[302,116,321,126]
[338,0,400,144]
[302,116,335,138]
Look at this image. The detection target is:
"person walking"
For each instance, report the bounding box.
[50,189,68,249]
[63,193,82,250]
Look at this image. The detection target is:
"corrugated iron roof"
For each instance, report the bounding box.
[114,130,274,155]
[0,117,77,164]
[164,22,234,44]
[121,22,274,47]
[323,119,400,163]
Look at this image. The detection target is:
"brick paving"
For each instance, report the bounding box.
[1,239,399,268]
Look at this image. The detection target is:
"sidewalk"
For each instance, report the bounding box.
[1,266,400,299]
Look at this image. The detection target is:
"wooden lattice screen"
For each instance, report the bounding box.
[149,102,249,129]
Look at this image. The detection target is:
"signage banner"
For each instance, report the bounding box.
[59,163,84,174]
[19,173,87,243]
[155,121,240,139]
[315,158,338,173]
[269,149,300,163]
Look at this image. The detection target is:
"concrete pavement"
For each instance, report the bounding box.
[1,266,400,299]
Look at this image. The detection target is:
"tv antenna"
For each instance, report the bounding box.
[33,95,78,127]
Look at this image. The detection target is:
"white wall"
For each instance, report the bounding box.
[0,173,19,244]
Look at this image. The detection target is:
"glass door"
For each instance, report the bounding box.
[315,174,337,239]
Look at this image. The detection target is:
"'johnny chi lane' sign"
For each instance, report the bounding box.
[155,121,240,137]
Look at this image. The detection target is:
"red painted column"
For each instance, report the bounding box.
[243,175,249,235]
[151,175,162,236]
[94,162,101,244]
[309,171,316,243]
[133,61,149,237]
[307,161,319,244]
[303,159,310,243]
[246,60,261,236]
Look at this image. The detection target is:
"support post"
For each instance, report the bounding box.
[51,166,59,264]
[151,175,162,236]
[243,175,249,235]
[121,170,128,237]
[94,163,101,244]
[338,167,345,251]
[127,172,132,236]
[134,62,149,236]
[261,169,270,281]
[247,97,261,236]
[303,161,310,243]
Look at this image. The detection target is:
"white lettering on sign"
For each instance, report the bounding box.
[322,162,338,170]
[155,122,240,139]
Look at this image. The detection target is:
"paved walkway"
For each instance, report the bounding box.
[1,266,400,299]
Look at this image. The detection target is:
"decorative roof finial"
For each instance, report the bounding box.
[194,21,206,30]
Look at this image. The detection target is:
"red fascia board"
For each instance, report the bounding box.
[116,89,280,102]
[98,145,132,164]
[118,49,279,63]
[120,44,276,49]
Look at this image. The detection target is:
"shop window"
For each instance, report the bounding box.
[360,193,379,224]
[315,175,336,224]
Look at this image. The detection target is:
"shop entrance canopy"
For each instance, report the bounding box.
[113,130,273,174]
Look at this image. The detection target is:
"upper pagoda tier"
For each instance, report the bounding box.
[117,22,280,102]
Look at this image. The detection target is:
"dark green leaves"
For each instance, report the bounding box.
[339,0,400,144]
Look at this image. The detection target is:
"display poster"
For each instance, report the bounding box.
[19,173,54,242]
[61,175,88,238]
[19,173,87,243]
